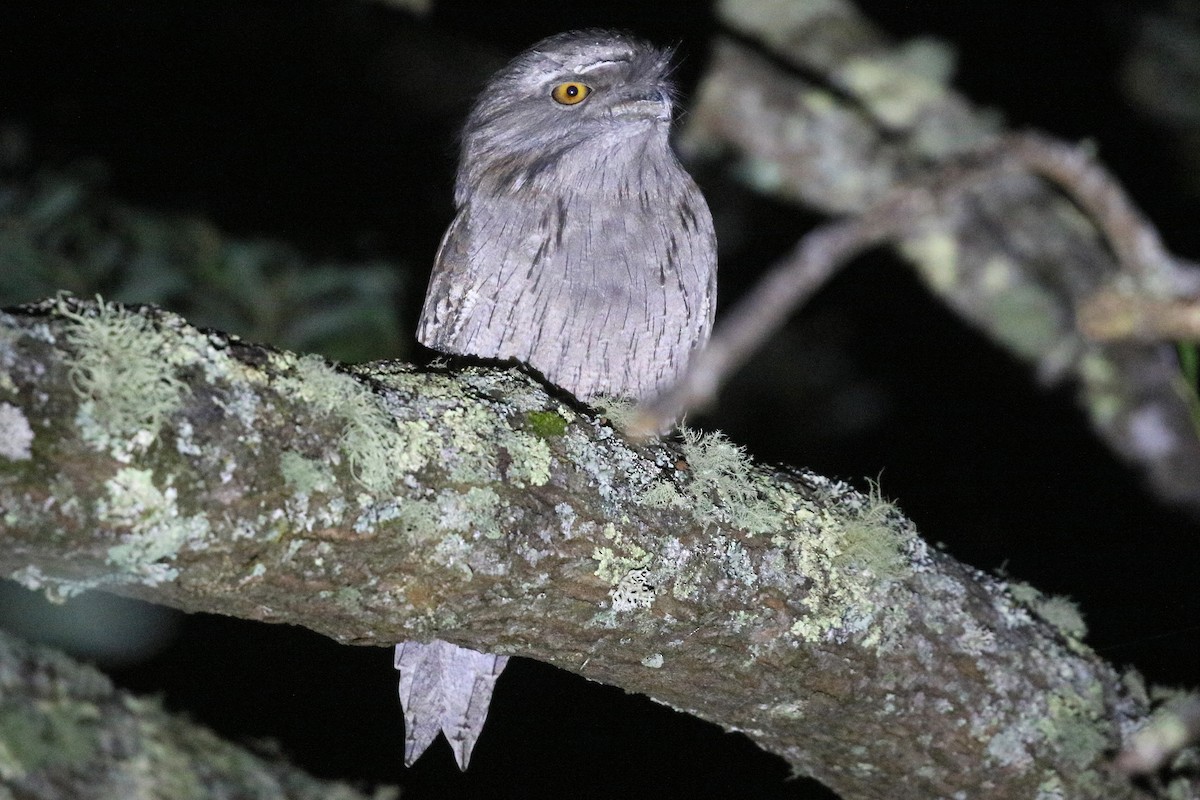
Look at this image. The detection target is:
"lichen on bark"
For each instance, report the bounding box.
[0,296,1168,799]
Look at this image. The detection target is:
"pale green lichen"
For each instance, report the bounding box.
[57,296,188,438]
[593,523,651,585]
[1037,595,1088,641]
[900,230,959,294]
[436,399,553,487]
[101,467,211,586]
[642,428,786,535]
[1007,580,1041,606]
[1039,685,1110,770]
[639,480,684,508]
[286,354,438,493]
[641,434,908,645]
[500,430,551,487]
[279,450,334,495]
[287,359,557,503]
[591,396,639,430]
[782,486,908,642]
[985,680,1110,777]
[1008,581,1088,641]
[834,486,907,582]
[388,419,439,475]
[442,404,501,483]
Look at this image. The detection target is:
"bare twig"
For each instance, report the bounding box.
[628,208,905,437]
[1000,132,1200,343]
[1078,289,1200,342]
[1002,132,1190,294]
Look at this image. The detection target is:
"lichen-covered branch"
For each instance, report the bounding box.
[0,627,385,800]
[679,0,1200,508]
[0,296,1186,799]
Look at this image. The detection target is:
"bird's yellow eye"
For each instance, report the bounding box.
[551,82,591,105]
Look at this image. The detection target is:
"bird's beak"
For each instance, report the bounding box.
[611,87,672,122]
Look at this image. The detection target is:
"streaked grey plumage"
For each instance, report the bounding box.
[398,29,717,770]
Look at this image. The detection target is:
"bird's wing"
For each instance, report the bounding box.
[416,206,475,351]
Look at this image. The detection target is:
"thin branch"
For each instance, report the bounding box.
[636,130,1200,435]
[1003,132,1196,295]
[1077,289,1200,342]
[629,195,921,437]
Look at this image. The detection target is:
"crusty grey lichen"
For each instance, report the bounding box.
[0,402,33,461]
[101,466,212,587]
[588,424,913,648]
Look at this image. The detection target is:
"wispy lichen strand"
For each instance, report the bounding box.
[57,296,188,439]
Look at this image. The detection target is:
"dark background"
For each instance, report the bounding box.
[1,1,1198,797]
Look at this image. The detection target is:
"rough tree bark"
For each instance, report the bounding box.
[0,296,1183,799]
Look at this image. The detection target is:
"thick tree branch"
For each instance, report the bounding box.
[0,296,1185,799]
[0,627,384,800]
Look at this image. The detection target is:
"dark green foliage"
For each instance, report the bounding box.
[0,163,408,363]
